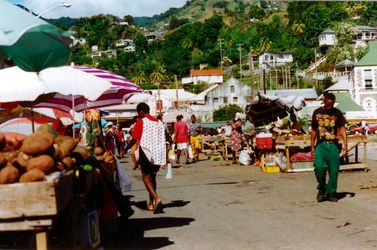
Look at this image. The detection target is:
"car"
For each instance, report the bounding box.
[348,123,377,135]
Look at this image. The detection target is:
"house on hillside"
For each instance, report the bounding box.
[319,29,337,47]
[353,41,377,112]
[258,52,293,69]
[353,25,377,48]
[319,25,377,48]
[189,77,252,121]
[181,69,223,85]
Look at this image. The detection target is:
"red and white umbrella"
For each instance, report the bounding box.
[0,117,55,141]
[0,65,144,112]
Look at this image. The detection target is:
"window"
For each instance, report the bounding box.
[233,97,238,103]
[365,80,373,89]
[364,69,373,89]
[230,85,235,93]
[223,97,228,103]
[213,97,219,103]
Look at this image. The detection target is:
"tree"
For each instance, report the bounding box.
[132,71,146,85]
[213,104,243,122]
[258,37,272,52]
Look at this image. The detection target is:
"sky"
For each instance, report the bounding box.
[7,0,187,18]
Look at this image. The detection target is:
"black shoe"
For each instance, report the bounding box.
[327,193,338,202]
[317,191,326,202]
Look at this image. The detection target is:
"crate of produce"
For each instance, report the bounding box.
[0,171,74,230]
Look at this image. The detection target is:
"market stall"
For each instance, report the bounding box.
[275,134,368,172]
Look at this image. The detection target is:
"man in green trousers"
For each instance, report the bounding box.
[311,92,348,202]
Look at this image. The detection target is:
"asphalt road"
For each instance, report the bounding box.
[1,147,377,250]
[107,152,377,250]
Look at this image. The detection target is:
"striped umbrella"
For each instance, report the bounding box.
[0,65,144,112]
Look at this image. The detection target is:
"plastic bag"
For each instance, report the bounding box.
[238,149,252,166]
[188,145,193,159]
[116,158,132,192]
[168,144,176,161]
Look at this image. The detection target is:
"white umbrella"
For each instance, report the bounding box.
[0,66,113,103]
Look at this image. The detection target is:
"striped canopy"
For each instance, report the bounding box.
[0,65,144,112]
[34,66,144,112]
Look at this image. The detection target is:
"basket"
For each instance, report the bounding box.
[261,165,280,173]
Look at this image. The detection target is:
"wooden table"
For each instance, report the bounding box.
[275,135,368,172]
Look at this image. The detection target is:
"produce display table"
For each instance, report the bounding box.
[275,135,368,172]
[0,171,74,250]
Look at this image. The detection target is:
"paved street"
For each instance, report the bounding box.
[108,151,377,250]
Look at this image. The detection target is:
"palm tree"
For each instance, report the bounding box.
[292,22,305,36]
[132,71,146,85]
[258,37,272,53]
[150,64,166,87]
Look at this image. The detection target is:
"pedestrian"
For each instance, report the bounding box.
[105,121,116,155]
[124,103,166,213]
[311,92,348,202]
[174,114,190,165]
[188,114,202,163]
[115,125,125,158]
[231,118,243,164]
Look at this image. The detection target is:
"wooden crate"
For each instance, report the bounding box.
[0,170,74,230]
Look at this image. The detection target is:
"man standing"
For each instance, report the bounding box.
[311,92,348,202]
[174,115,190,165]
[189,114,202,163]
[124,103,166,213]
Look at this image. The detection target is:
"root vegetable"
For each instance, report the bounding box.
[26,155,55,174]
[20,131,54,156]
[0,164,20,184]
[19,169,45,183]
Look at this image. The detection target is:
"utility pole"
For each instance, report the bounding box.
[238,43,243,80]
[249,47,255,99]
[218,39,224,70]
[175,75,179,109]
[314,47,318,87]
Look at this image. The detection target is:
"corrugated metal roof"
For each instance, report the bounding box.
[191,69,223,76]
[264,88,318,99]
[334,92,364,112]
[355,41,377,66]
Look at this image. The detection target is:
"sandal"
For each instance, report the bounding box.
[147,202,154,211]
[153,199,163,214]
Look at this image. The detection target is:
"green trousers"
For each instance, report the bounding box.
[314,142,341,194]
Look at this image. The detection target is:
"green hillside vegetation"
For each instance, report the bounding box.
[66,1,377,94]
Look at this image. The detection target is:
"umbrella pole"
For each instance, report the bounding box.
[72,95,75,138]
[31,107,35,133]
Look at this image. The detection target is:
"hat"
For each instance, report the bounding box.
[107,121,114,127]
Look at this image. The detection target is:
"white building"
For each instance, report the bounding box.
[189,77,252,121]
[258,52,293,69]
[319,29,337,47]
[353,41,377,112]
[181,69,223,85]
[353,25,377,48]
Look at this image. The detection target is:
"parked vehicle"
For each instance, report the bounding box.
[348,123,377,135]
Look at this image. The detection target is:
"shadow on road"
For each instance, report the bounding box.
[336,192,356,200]
[132,199,191,212]
[105,216,195,249]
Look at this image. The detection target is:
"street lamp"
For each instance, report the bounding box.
[37,2,72,18]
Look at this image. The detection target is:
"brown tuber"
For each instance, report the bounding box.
[26,155,55,174]
[0,164,20,184]
[20,131,54,156]
[19,169,45,183]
